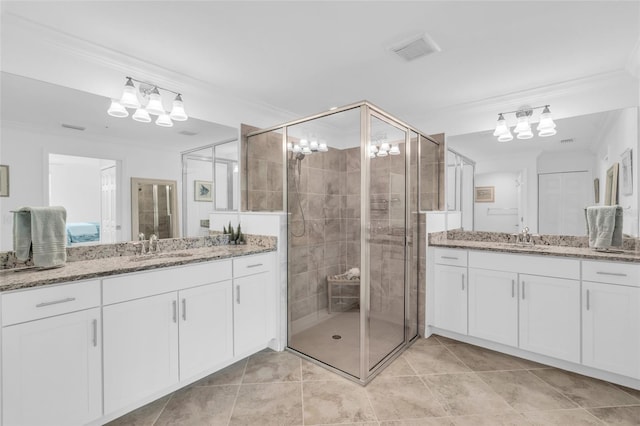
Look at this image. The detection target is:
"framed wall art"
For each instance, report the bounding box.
[0,165,9,197]
[194,180,213,202]
[475,186,495,203]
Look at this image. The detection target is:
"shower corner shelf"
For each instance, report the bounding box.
[327,275,360,314]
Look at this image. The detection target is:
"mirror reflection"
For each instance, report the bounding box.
[447,107,639,237]
[0,72,238,250]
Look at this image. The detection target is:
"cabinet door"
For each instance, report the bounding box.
[234,273,269,356]
[583,282,640,379]
[433,264,468,335]
[519,274,580,362]
[179,280,233,380]
[103,292,179,414]
[2,308,102,426]
[468,269,518,346]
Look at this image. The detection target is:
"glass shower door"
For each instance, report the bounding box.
[367,114,407,371]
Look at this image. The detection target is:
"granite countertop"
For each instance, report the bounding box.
[429,239,640,263]
[0,244,275,292]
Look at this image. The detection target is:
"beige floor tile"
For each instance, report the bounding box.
[380,418,455,425]
[424,372,513,416]
[615,384,640,401]
[404,345,470,375]
[230,382,302,425]
[105,394,171,426]
[446,344,535,372]
[477,370,577,412]
[366,376,447,420]
[452,412,531,425]
[523,408,604,425]
[379,355,417,377]
[531,369,640,408]
[301,358,350,381]
[303,380,376,425]
[242,351,301,383]
[154,385,238,426]
[416,335,444,347]
[588,405,640,425]
[191,358,248,386]
[433,335,462,346]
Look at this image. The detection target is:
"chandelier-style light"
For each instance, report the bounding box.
[287,137,328,154]
[493,105,556,142]
[107,77,188,128]
[369,133,401,158]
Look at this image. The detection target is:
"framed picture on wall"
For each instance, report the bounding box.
[475,186,495,203]
[0,165,9,197]
[605,163,619,206]
[621,148,633,195]
[194,180,213,202]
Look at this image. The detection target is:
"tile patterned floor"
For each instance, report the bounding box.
[106,335,640,425]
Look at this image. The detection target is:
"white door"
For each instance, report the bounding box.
[2,308,102,426]
[179,281,233,380]
[433,264,468,335]
[519,274,580,362]
[468,268,518,346]
[103,292,179,413]
[539,171,591,235]
[101,165,117,243]
[583,281,640,379]
[234,273,269,356]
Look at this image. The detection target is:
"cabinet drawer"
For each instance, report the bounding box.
[468,251,579,280]
[433,248,467,267]
[582,260,640,287]
[2,280,100,326]
[233,252,273,277]
[103,260,232,305]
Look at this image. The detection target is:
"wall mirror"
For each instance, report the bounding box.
[0,71,238,251]
[447,106,639,237]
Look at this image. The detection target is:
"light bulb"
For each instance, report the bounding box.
[389,144,401,155]
[155,113,173,127]
[169,94,188,121]
[497,130,514,142]
[380,142,390,152]
[517,128,533,139]
[132,107,151,123]
[145,87,165,116]
[107,100,128,118]
[120,77,140,109]
[514,113,531,134]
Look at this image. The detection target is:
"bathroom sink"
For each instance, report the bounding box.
[129,252,194,262]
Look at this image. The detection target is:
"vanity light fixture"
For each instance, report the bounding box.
[369,133,401,158]
[287,137,328,154]
[493,105,556,142]
[107,76,188,127]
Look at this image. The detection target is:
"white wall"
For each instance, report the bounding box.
[49,158,102,223]
[0,124,183,250]
[474,172,520,233]
[593,107,639,236]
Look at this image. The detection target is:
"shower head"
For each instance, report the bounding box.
[295,152,305,161]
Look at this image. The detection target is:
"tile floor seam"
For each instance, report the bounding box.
[416,374,450,414]
[522,369,582,409]
[613,384,640,401]
[299,358,305,426]
[151,392,174,426]
[440,341,474,372]
[225,357,250,425]
[362,379,381,425]
[582,407,611,425]
[468,369,527,417]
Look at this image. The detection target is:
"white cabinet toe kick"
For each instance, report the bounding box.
[428,247,640,390]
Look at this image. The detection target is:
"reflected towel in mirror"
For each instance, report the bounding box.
[584,205,623,249]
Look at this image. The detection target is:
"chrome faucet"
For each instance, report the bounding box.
[149,234,159,253]
[516,226,534,246]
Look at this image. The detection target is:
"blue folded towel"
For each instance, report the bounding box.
[13,206,67,267]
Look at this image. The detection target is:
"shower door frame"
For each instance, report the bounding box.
[246,101,440,385]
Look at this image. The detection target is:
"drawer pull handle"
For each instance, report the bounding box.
[596,271,627,277]
[246,263,263,268]
[522,281,526,300]
[172,300,177,323]
[92,319,98,347]
[586,289,590,311]
[441,256,458,260]
[182,298,187,321]
[461,274,465,291]
[512,280,515,298]
[36,297,76,308]
[236,285,241,304]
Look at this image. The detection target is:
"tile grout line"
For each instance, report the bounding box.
[299,358,305,426]
[225,357,250,426]
[151,392,175,426]
[362,379,381,425]
[522,369,582,409]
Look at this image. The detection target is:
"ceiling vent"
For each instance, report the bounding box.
[61,123,86,131]
[178,130,199,136]
[560,138,574,144]
[391,34,441,62]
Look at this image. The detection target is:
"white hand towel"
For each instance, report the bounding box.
[585,205,623,248]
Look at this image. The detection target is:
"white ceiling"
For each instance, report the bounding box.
[1,1,638,133]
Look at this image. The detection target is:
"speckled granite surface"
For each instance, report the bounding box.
[429,230,640,263]
[0,234,276,292]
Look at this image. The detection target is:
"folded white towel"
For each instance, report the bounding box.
[585,206,623,248]
[13,206,67,267]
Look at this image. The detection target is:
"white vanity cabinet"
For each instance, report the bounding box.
[102,260,233,414]
[582,261,640,379]
[233,253,275,357]
[1,280,102,426]
[468,268,518,346]
[433,248,468,335]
